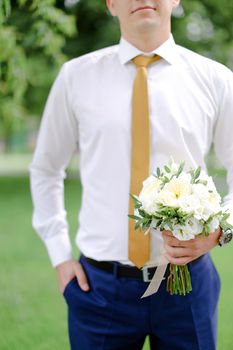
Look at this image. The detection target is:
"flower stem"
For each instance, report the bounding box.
[166,264,192,296]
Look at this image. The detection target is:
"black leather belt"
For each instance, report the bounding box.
[81,255,165,282]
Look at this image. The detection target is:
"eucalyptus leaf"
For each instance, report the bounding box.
[164,165,171,173]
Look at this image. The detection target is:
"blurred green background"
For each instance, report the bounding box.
[0,1,233,349]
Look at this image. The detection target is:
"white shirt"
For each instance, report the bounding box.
[30,35,233,268]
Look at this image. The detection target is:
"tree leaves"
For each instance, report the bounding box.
[0,0,76,148]
[0,0,11,24]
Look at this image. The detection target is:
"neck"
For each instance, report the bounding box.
[122,28,170,53]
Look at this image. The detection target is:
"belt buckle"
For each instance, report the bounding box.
[142,266,154,282]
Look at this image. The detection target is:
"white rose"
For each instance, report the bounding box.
[178,195,201,214]
[163,176,192,203]
[191,186,221,221]
[193,200,217,221]
[207,192,221,213]
[157,189,178,207]
[172,217,203,241]
[206,217,220,233]
[194,206,210,221]
[139,176,161,214]
[142,175,160,187]
[172,224,190,240]
[178,172,192,183]
[192,183,209,201]
[185,217,203,236]
[172,225,195,241]
[142,200,158,215]
[199,170,218,192]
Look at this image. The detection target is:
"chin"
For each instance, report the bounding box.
[135,19,160,31]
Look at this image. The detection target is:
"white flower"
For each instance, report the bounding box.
[178,195,201,214]
[157,189,178,207]
[192,183,209,201]
[191,184,210,219]
[178,172,192,183]
[186,217,203,235]
[193,206,209,221]
[139,176,161,214]
[142,175,160,187]
[199,170,218,192]
[172,217,203,241]
[162,175,192,204]
[206,217,220,233]
[172,224,195,241]
[191,183,221,220]
[207,192,221,213]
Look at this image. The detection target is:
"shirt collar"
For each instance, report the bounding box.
[118,34,179,65]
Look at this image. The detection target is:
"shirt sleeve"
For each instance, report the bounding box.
[213,67,233,225]
[29,63,78,267]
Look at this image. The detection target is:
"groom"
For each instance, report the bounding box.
[30,0,233,349]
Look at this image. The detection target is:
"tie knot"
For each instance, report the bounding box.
[132,54,160,68]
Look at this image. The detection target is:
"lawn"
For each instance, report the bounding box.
[0,176,232,350]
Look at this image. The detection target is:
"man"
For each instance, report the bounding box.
[30,0,233,349]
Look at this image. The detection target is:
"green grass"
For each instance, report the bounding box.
[0,177,233,349]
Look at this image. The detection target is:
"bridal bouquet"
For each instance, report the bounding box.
[129,159,232,296]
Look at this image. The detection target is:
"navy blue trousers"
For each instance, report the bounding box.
[63,254,220,350]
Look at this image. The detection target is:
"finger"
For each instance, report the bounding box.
[74,261,90,292]
[164,244,194,258]
[162,231,198,247]
[162,231,191,247]
[163,236,187,248]
[162,230,173,237]
[165,253,194,266]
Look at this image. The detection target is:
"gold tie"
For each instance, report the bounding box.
[129,54,160,268]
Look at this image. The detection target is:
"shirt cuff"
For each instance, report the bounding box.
[44,233,73,267]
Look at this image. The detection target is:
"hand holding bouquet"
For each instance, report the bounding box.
[129,159,232,296]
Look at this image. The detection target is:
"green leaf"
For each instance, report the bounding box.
[194,166,201,180]
[163,176,170,182]
[141,218,150,225]
[0,0,11,24]
[128,214,142,220]
[176,162,185,177]
[129,193,142,206]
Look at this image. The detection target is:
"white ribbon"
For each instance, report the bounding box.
[141,259,168,298]
[140,230,169,298]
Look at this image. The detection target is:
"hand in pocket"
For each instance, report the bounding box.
[55,259,90,295]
